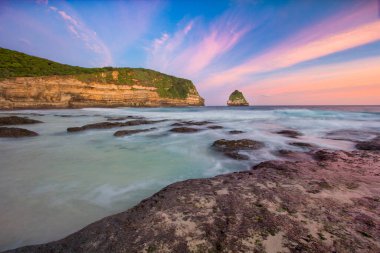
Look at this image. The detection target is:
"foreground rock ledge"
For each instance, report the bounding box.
[5,150,380,253]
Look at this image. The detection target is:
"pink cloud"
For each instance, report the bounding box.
[147,11,251,77]
[202,1,380,89]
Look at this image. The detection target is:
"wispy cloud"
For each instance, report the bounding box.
[202,0,380,88]
[48,5,112,66]
[147,11,251,77]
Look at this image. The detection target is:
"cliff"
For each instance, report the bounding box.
[0,48,204,109]
[227,90,249,106]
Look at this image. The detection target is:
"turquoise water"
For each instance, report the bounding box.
[0,106,379,250]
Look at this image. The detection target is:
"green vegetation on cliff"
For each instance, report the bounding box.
[0,47,198,99]
[229,90,247,102]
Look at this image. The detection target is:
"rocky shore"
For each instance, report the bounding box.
[5,147,380,252]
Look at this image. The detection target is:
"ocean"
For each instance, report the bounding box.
[0,105,379,250]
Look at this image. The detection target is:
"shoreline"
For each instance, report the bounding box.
[4,148,380,253]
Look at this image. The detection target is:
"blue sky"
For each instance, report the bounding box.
[0,0,379,105]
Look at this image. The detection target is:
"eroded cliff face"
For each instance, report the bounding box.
[0,75,204,109]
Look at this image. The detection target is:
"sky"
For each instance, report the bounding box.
[0,0,379,105]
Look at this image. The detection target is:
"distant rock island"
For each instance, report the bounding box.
[0,48,204,109]
[227,90,249,106]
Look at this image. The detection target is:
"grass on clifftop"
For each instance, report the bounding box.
[0,47,197,99]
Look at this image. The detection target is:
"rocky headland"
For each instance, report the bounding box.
[227,90,249,106]
[0,48,204,109]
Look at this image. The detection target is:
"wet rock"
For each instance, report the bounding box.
[8,150,380,253]
[355,136,380,151]
[212,139,264,160]
[0,127,38,137]
[0,116,42,126]
[324,129,377,142]
[289,142,314,148]
[114,128,156,137]
[171,121,212,126]
[67,120,164,132]
[169,127,201,133]
[228,130,244,135]
[275,149,313,161]
[275,129,302,138]
[207,125,223,129]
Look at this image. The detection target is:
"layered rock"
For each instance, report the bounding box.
[6,150,380,252]
[227,90,249,106]
[0,76,204,109]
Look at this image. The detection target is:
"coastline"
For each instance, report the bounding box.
[4,148,380,253]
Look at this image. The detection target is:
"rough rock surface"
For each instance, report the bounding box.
[67,120,164,132]
[6,150,380,253]
[212,139,264,160]
[0,76,204,109]
[169,127,202,133]
[0,127,38,137]
[0,116,42,126]
[227,90,249,106]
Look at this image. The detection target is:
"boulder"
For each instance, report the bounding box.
[0,127,38,137]
[0,116,42,126]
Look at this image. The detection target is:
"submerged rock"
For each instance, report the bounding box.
[169,127,201,133]
[228,130,244,135]
[106,116,145,121]
[276,129,303,138]
[0,127,38,137]
[114,128,156,137]
[227,90,249,106]
[356,136,380,151]
[8,150,380,253]
[0,116,42,126]
[289,142,314,148]
[207,125,224,129]
[171,121,212,126]
[212,139,264,160]
[67,120,164,132]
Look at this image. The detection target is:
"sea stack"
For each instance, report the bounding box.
[227,90,249,106]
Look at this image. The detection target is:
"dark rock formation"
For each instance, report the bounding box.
[356,136,380,151]
[276,129,303,138]
[227,90,249,106]
[6,150,380,253]
[67,120,164,132]
[212,139,264,160]
[171,121,212,126]
[207,125,224,129]
[0,116,42,126]
[114,128,156,137]
[0,127,38,137]
[289,142,314,148]
[169,127,201,133]
[228,130,244,135]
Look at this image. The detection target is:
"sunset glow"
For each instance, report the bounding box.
[1,0,379,105]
